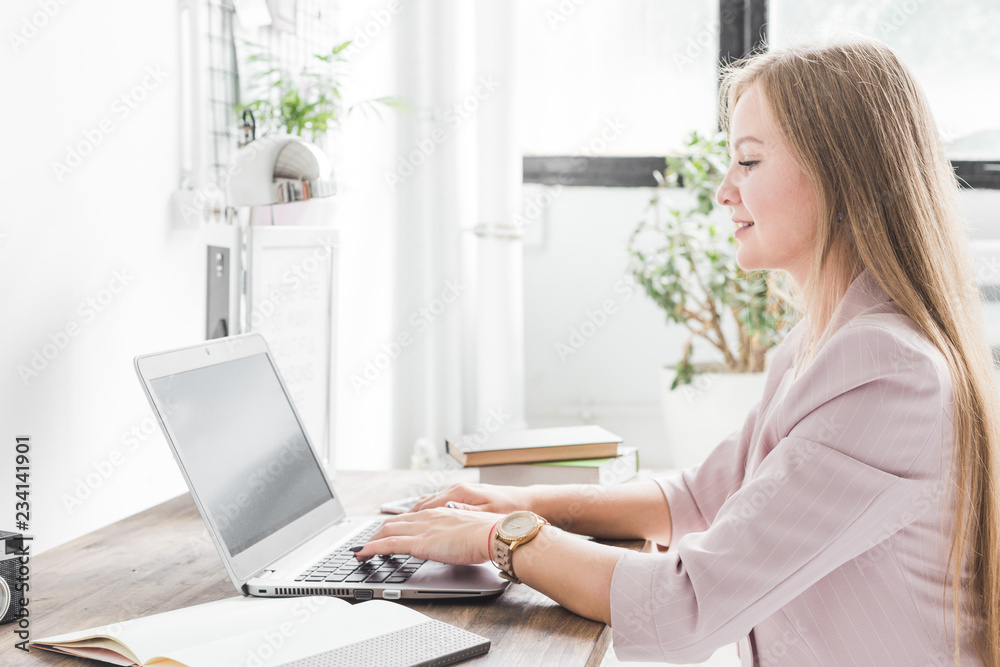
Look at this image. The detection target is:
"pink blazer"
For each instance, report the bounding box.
[610,271,982,665]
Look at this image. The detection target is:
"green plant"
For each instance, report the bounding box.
[239,40,406,141]
[627,130,794,389]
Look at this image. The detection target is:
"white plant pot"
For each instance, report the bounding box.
[659,367,768,469]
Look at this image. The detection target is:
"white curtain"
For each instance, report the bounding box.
[391,0,526,468]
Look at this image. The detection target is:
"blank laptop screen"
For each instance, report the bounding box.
[148,353,333,556]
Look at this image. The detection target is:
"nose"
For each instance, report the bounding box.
[716,169,740,207]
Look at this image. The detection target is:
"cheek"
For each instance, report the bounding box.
[746,172,817,238]
[738,177,775,222]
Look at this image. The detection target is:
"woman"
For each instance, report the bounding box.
[355,38,1000,665]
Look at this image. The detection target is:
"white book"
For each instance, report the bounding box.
[31,596,489,667]
[479,447,639,487]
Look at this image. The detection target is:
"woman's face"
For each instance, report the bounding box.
[716,84,819,287]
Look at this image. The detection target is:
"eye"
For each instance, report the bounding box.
[738,160,759,170]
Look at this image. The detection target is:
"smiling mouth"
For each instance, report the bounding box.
[736,221,755,229]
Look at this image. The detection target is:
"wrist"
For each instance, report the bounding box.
[518,485,542,514]
[488,511,549,584]
[486,517,502,564]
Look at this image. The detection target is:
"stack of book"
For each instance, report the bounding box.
[445,424,638,487]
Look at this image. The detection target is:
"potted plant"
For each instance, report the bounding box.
[627,131,794,467]
[239,40,406,144]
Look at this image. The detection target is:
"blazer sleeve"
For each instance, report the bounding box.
[609,322,953,663]
[654,396,762,543]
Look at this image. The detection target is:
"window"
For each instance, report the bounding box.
[524,0,1000,189]
[516,0,719,158]
[770,0,1000,186]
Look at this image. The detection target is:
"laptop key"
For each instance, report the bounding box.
[346,573,369,583]
[324,573,349,582]
[386,575,411,583]
[364,569,396,583]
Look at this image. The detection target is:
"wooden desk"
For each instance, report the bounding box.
[7,470,644,666]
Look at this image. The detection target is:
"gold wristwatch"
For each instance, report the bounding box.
[490,511,548,584]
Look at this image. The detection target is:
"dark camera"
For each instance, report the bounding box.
[0,531,27,625]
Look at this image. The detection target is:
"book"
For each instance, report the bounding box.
[479,447,639,486]
[31,595,489,667]
[446,424,622,467]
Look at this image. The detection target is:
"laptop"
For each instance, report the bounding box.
[134,332,508,601]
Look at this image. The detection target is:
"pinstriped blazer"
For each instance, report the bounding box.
[610,270,982,666]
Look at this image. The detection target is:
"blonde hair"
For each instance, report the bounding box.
[720,38,1000,665]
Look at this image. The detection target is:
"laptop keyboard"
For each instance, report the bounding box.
[295,522,426,585]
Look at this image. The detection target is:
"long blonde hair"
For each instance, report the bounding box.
[720,38,1000,665]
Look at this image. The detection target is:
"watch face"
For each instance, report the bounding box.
[499,511,537,539]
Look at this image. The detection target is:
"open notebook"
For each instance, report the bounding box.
[31,596,489,667]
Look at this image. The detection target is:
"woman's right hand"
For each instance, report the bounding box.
[409,482,532,515]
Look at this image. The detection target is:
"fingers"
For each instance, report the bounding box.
[409,484,462,512]
[410,483,488,513]
[354,535,420,560]
[354,518,422,560]
[409,492,442,512]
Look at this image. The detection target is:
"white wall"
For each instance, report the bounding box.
[522,185,692,468]
[1,1,201,552]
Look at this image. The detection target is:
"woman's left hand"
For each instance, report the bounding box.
[353,507,502,565]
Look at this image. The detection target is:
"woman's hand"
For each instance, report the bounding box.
[353,507,501,565]
[408,482,532,514]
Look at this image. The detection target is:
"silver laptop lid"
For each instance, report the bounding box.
[134,333,345,590]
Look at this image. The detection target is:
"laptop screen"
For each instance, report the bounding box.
[148,353,333,557]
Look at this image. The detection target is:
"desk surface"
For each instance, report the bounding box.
[8,470,644,666]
